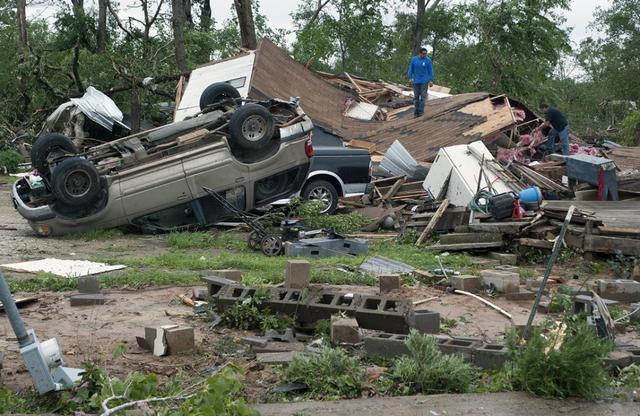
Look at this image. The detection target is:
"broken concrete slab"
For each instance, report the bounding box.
[379,274,401,294]
[165,327,195,354]
[330,317,361,344]
[285,260,311,289]
[256,351,299,364]
[448,275,481,293]
[264,328,296,343]
[480,270,520,294]
[69,293,105,306]
[596,279,640,303]
[77,276,101,294]
[488,252,518,266]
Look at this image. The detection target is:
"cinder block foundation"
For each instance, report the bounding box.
[596,279,640,303]
[330,317,361,344]
[285,260,311,289]
[449,275,481,293]
[480,270,520,294]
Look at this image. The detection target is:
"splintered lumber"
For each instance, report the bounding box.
[382,177,406,201]
[467,221,531,234]
[517,238,554,250]
[415,199,449,246]
[584,235,640,256]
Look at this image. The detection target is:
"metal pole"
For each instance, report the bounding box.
[0,272,33,347]
[522,205,576,340]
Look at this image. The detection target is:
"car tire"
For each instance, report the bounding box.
[51,157,103,207]
[229,104,276,150]
[31,133,77,177]
[302,180,339,214]
[255,174,287,201]
[199,83,241,111]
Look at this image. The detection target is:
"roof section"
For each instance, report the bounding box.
[249,39,517,161]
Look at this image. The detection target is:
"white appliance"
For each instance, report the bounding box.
[422,141,517,207]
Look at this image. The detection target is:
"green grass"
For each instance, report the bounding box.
[0,175,16,185]
[61,228,124,240]
[166,231,247,250]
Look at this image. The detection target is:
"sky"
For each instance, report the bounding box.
[27,0,612,47]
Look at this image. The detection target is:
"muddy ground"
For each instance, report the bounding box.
[1,181,639,412]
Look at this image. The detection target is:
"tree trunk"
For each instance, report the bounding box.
[16,0,29,119]
[97,0,107,52]
[200,0,211,31]
[16,0,28,50]
[412,0,426,55]
[234,0,257,49]
[183,0,193,27]
[130,83,141,134]
[171,0,189,73]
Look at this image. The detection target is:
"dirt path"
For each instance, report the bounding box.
[255,392,638,415]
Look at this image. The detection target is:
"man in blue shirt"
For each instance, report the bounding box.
[539,103,570,156]
[407,47,434,118]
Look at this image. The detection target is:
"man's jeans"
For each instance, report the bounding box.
[413,83,428,117]
[548,125,570,156]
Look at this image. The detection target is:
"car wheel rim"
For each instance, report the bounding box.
[261,236,282,256]
[64,169,92,198]
[241,115,267,141]
[308,186,332,213]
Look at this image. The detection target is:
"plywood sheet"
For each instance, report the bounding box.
[1,258,126,278]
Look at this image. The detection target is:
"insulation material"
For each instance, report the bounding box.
[346,102,379,120]
[1,259,126,278]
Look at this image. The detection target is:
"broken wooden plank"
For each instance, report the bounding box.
[416,199,449,246]
[518,238,554,250]
[439,232,503,245]
[424,241,504,252]
[584,235,640,256]
[467,221,531,234]
[382,177,406,201]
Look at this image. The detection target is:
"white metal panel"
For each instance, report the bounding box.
[346,102,379,120]
[174,53,256,122]
[423,141,515,207]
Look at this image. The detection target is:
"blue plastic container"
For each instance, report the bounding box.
[519,186,542,203]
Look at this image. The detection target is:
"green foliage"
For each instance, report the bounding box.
[0,149,22,173]
[501,321,613,399]
[0,387,28,414]
[384,331,477,395]
[220,296,290,331]
[612,364,640,388]
[620,110,640,145]
[291,200,371,234]
[284,346,366,399]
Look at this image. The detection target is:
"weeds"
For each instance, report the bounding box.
[501,321,613,400]
[612,364,640,388]
[167,232,247,251]
[381,331,477,395]
[220,296,291,331]
[520,248,547,264]
[0,149,22,173]
[608,251,639,279]
[291,200,371,233]
[518,268,536,281]
[283,346,366,399]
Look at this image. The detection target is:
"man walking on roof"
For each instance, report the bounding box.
[408,47,434,118]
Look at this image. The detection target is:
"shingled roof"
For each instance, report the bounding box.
[248,39,520,161]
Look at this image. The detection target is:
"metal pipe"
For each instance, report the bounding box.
[0,272,33,347]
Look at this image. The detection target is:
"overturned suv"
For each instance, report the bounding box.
[13,83,314,236]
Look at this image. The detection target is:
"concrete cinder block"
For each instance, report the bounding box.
[480,270,520,294]
[164,327,195,354]
[488,252,518,266]
[410,309,440,334]
[506,289,535,301]
[473,343,509,370]
[596,279,640,303]
[285,260,311,289]
[573,294,620,315]
[379,274,401,294]
[207,269,243,282]
[439,338,480,362]
[604,350,633,369]
[77,276,101,294]
[69,293,105,306]
[449,275,481,293]
[201,275,241,296]
[355,296,414,334]
[330,317,361,344]
[363,333,410,358]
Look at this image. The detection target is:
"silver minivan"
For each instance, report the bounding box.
[12,84,314,236]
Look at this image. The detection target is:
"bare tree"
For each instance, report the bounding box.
[412,0,443,54]
[234,0,257,49]
[171,0,189,72]
[97,0,108,52]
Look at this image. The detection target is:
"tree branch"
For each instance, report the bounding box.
[107,0,134,38]
[302,0,332,31]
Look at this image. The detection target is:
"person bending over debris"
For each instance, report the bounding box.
[539,103,570,156]
[407,47,434,118]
